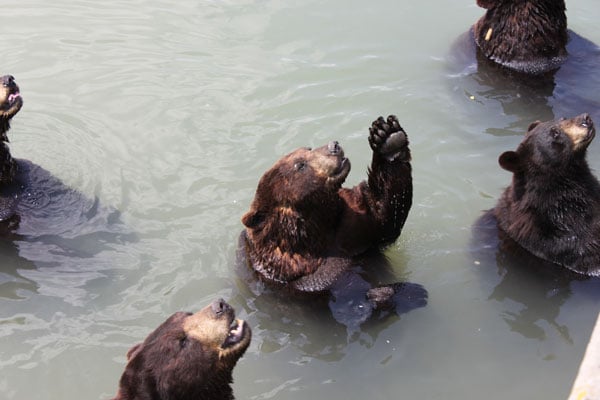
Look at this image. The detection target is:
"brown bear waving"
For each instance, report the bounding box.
[240,115,426,326]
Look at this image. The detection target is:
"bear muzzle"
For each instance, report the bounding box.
[561,113,595,150]
[311,142,351,181]
[183,299,251,357]
[0,74,22,116]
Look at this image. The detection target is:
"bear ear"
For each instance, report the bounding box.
[242,209,265,229]
[126,343,142,361]
[498,151,521,172]
[527,121,542,132]
[476,0,496,9]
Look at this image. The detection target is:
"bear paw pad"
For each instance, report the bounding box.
[368,115,409,162]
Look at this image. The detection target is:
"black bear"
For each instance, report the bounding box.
[239,115,427,327]
[0,74,23,228]
[0,74,129,238]
[487,113,600,276]
[448,0,600,131]
[113,299,251,400]
[472,0,569,75]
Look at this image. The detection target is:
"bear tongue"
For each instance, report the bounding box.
[8,92,20,103]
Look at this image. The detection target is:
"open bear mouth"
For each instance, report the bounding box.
[7,92,21,106]
[1,89,22,112]
[583,121,596,142]
[222,318,248,348]
[574,120,596,147]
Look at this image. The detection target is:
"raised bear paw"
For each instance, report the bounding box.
[368,115,410,162]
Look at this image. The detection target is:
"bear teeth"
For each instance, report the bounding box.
[224,319,244,347]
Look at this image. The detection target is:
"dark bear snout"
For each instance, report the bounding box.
[211,298,232,317]
[328,141,341,155]
[1,75,16,88]
[578,113,593,128]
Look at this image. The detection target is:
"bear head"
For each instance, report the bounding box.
[0,75,23,141]
[114,299,251,400]
[242,141,350,253]
[499,113,595,174]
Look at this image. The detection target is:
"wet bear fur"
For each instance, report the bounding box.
[113,299,251,400]
[448,0,600,135]
[472,0,569,75]
[490,113,600,276]
[240,115,427,325]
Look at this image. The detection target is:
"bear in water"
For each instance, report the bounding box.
[472,0,569,75]
[0,74,127,239]
[448,0,600,132]
[113,299,251,400]
[239,115,427,327]
[487,114,600,276]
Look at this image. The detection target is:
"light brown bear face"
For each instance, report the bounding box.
[499,114,595,172]
[548,115,596,152]
[115,299,251,400]
[0,75,22,121]
[179,300,251,365]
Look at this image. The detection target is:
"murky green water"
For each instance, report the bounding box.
[1,1,599,399]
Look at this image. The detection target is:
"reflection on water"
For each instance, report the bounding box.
[233,271,403,363]
[0,239,37,299]
[471,211,600,343]
[0,158,136,305]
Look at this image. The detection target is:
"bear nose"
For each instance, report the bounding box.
[328,141,341,155]
[1,75,15,87]
[581,113,593,128]
[211,298,231,316]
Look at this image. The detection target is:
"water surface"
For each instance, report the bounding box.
[1,1,599,399]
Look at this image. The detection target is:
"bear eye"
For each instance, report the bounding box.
[294,161,306,171]
[179,336,189,349]
[550,128,561,139]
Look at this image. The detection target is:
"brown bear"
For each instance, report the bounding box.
[485,113,600,276]
[113,299,251,400]
[239,115,427,327]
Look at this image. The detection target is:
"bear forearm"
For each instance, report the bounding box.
[366,160,413,245]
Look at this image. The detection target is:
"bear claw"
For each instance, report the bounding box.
[368,115,409,162]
